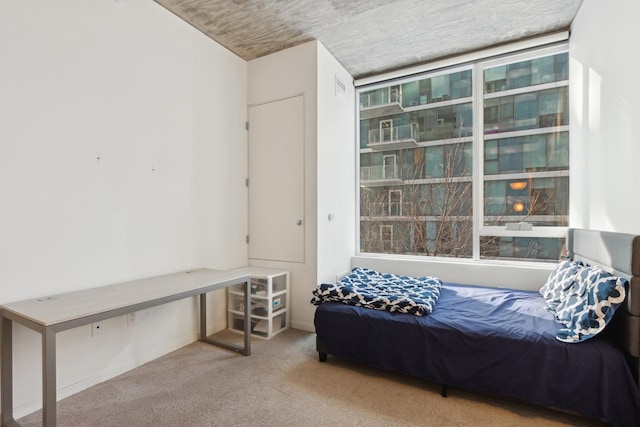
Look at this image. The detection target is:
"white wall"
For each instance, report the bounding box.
[247,41,319,332]
[351,255,552,289]
[0,0,247,417]
[316,44,356,286]
[248,41,357,331]
[570,0,640,234]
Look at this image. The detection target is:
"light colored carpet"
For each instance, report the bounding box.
[19,328,604,426]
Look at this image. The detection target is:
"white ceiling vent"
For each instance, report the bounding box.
[335,76,346,97]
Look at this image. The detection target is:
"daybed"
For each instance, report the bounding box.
[312,229,640,426]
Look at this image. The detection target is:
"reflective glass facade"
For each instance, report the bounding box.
[483,52,569,235]
[479,236,566,261]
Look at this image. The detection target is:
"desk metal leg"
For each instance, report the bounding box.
[242,281,251,355]
[42,328,57,427]
[199,281,251,356]
[1,316,15,427]
[199,293,207,342]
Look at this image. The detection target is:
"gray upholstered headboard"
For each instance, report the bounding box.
[567,228,640,364]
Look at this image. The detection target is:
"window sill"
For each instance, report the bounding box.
[351,253,555,291]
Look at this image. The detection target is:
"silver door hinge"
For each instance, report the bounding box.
[246,235,250,244]
[245,121,249,131]
[245,178,249,187]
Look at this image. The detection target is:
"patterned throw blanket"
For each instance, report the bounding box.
[311,267,442,316]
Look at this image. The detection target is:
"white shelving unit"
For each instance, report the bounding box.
[227,268,289,339]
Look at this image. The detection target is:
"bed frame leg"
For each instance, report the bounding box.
[441,384,448,397]
[316,335,328,362]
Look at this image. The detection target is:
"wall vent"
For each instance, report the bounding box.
[335,76,346,97]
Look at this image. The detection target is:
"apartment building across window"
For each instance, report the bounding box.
[358,45,569,262]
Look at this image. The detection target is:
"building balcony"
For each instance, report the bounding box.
[359,86,404,119]
[360,202,416,217]
[367,124,418,151]
[360,165,402,186]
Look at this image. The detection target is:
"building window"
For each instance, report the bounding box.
[358,45,569,262]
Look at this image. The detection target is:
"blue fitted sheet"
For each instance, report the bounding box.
[314,282,640,427]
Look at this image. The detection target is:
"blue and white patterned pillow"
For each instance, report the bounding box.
[554,266,627,343]
[539,259,584,310]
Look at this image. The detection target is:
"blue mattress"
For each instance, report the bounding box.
[314,282,640,427]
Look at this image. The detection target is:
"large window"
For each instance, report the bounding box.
[358,45,569,262]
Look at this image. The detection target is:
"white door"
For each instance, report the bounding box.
[380,119,393,142]
[248,96,305,263]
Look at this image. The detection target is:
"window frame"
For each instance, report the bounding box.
[356,42,570,265]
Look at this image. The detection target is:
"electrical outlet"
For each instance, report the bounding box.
[92,322,104,336]
[127,312,136,326]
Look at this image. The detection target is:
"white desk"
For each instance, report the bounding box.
[1,268,254,427]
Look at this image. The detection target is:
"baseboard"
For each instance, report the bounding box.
[291,320,314,332]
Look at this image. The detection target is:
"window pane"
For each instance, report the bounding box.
[547,132,569,169]
[409,103,473,142]
[425,145,444,178]
[484,87,568,134]
[484,132,569,175]
[482,51,569,239]
[480,236,565,262]
[359,121,369,149]
[483,177,569,226]
[484,52,569,94]
[402,70,472,107]
[359,66,474,258]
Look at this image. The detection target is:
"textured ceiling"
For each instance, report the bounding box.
[154,0,583,78]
